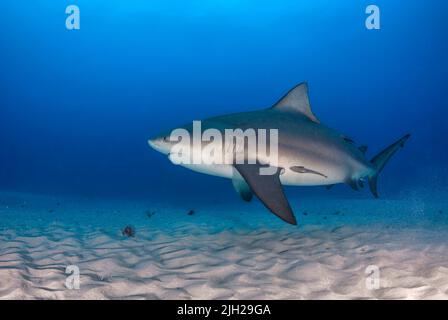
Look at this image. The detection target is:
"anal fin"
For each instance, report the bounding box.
[346,178,359,191]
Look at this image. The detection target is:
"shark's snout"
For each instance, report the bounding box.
[148,137,158,150]
[148,134,174,155]
[148,137,166,154]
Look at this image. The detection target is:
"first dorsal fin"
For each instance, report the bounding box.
[271,82,320,123]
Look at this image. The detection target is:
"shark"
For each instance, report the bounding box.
[148,82,410,225]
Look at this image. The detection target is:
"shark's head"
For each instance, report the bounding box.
[148,123,194,156]
[148,131,177,155]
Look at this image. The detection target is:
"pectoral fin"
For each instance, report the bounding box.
[234,163,297,225]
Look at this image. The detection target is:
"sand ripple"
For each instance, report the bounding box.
[1,223,448,299]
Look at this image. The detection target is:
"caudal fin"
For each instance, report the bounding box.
[368,134,411,198]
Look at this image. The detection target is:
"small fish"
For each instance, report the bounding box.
[333,211,341,215]
[187,210,195,216]
[302,211,308,216]
[122,225,136,237]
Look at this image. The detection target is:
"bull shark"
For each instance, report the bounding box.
[148,83,410,225]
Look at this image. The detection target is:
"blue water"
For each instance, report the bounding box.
[1,1,447,217]
[2,2,448,301]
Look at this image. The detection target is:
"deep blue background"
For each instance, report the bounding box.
[1,1,446,200]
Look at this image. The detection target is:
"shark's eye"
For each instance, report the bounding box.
[163,137,169,142]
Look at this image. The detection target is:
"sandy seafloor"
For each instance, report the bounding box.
[1,190,448,300]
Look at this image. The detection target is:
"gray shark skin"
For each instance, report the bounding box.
[149,83,410,225]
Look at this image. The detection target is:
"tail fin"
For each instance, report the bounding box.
[368,134,411,198]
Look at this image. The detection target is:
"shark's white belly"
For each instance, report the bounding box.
[177,162,346,186]
[170,142,359,186]
[280,168,345,186]
[179,163,234,178]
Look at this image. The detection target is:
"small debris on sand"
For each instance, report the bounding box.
[330,226,344,233]
[122,226,136,237]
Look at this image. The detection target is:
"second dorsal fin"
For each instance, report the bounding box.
[358,145,368,154]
